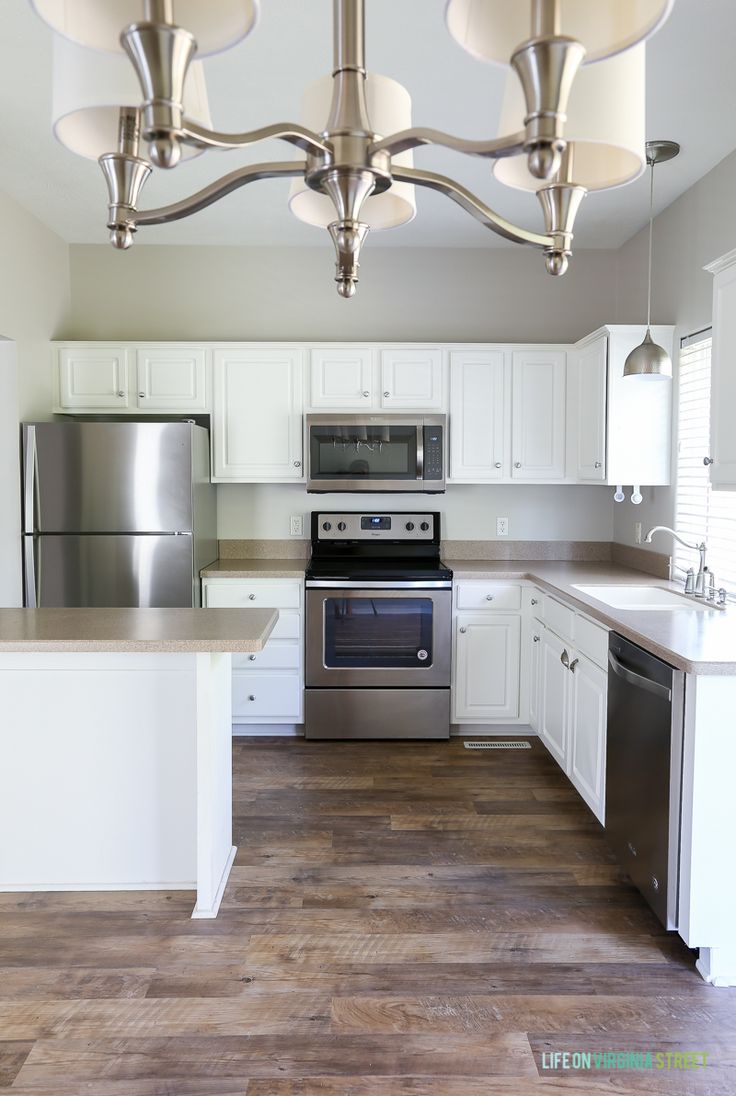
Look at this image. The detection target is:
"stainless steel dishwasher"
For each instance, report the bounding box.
[606,634,685,929]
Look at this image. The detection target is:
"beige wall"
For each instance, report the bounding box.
[0,189,70,419]
[612,149,736,553]
[65,243,617,344]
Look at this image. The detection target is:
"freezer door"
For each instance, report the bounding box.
[24,421,195,533]
[27,534,195,607]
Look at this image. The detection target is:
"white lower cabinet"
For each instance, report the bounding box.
[451,582,523,723]
[202,577,304,726]
[531,598,608,823]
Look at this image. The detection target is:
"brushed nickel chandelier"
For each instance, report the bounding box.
[32,0,674,297]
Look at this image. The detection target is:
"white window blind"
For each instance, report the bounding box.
[674,334,736,592]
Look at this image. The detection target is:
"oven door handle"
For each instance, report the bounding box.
[416,424,424,482]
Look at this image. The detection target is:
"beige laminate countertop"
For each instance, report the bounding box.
[448,560,736,675]
[201,558,306,578]
[0,608,278,653]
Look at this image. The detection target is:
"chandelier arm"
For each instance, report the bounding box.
[127,162,308,228]
[391,166,553,248]
[370,128,527,160]
[179,121,331,158]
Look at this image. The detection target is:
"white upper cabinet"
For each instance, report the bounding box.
[449,349,508,480]
[380,349,444,409]
[705,251,736,489]
[135,347,207,410]
[212,348,304,481]
[572,336,607,481]
[309,348,374,409]
[57,346,131,410]
[511,350,567,480]
[574,325,674,487]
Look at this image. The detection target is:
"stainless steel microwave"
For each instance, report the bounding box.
[306,414,446,493]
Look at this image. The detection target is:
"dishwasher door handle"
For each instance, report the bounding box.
[608,650,672,702]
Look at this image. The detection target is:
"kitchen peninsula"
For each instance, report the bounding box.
[0,608,276,918]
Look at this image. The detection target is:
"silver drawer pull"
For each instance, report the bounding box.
[485,594,494,601]
[384,391,390,397]
[248,694,256,702]
[494,461,502,469]
[362,390,370,397]
[117,391,126,398]
[248,593,256,601]
[569,657,579,674]
[560,648,570,668]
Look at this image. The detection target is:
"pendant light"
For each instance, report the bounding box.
[623,140,680,378]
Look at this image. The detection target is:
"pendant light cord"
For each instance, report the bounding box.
[647,158,655,329]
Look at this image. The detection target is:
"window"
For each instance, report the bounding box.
[674,332,736,591]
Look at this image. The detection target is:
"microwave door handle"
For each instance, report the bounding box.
[416,425,424,481]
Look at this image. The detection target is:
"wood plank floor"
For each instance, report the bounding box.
[2,736,735,1094]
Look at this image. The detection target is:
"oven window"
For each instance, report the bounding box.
[323,597,433,668]
[310,424,418,481]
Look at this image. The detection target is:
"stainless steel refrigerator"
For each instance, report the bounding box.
[22,421,217,608]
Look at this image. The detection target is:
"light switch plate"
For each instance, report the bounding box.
[290,515,303,537]
[496,517,509,537]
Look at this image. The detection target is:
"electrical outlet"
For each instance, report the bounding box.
[634,522,642,545]
[496,517,509,537]
[289,514,303,537]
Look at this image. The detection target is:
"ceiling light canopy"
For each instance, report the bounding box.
[31,0,258,56]
[30,0,675,297]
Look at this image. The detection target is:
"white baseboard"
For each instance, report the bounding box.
[232,724,305,737]
[451,724,537,737]
[0,880,196,892]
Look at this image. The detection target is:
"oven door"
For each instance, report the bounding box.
[306,587,451,687]
[307,417,423,492]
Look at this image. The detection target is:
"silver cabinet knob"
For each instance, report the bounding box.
[117,391,126,398]
[138,392,146,398]
[533,635,540,642]
[362,390,370,397]
[494,462,502,469]
[248,654,256,661]
[531,598,538,606]
[294,460,301,468]
[248,593,256,601]
[704,456,714,466]
[569,658,579,674]
[459,626,467,634]
[384,391,390,398]
[514,461,522,469]
[594,461,602,468]
[560,648,570,668]
[248,695,256,702]
[485,594,494,601]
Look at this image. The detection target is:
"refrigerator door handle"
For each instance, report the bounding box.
[24,537,38,608]
[23,424,37,535]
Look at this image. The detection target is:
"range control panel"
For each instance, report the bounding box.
[315,512,437,541]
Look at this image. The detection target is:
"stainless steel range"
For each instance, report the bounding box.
[304,511,452,740]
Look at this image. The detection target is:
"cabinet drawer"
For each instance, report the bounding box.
[543,595,575,642]
[455,582,521,611]
[204,581,302,609]
[523,587,545,617]
[575,615,608,670]
[232,641,301,672]
[232,673,302,719]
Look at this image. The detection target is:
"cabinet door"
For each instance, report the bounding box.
[528,627,542,732]
[453,614,521,721]
[710,260,736,489]
[136,347,207,410]
[539,626,570,769]
[57,347,130,410]
[449,350,508,480]
[213,349,304,480]
[380,349,444,409]
[574,336,607,481]
[570,652,607,823]
[309,348,374,409]
[511,350,566,479]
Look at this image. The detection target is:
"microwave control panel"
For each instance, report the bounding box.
[423,426,443,481]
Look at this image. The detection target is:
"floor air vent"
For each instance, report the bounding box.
[463,740,532,750]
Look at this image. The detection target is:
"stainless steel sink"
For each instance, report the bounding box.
[572,584,712,611]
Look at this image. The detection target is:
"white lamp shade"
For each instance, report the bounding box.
[289,74,417,231]
[493,45,646,191]
[445,0,673,64]
[31,0,258,57]
[52,36,212,160]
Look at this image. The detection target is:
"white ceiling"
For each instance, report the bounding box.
[1,0,735,250]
